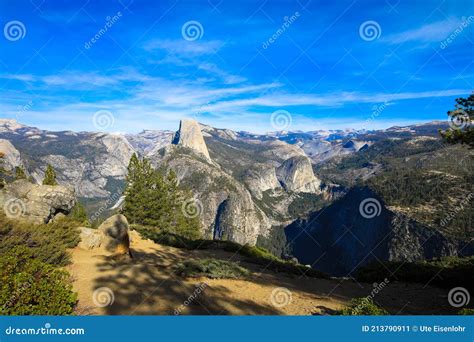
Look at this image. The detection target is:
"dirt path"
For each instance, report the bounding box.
[67,232,454,315]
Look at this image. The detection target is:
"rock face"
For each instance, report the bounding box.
[242,165,282,199]
[285,187,472,276]
[150,145,271,245]
[0,139,23,171]
[0,180,76,223]
[78,214,131,256]
[276,156,322,193]
[172,119,211,161]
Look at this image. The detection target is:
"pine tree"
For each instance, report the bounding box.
[42,164,58,185]
[14,166,27,180]
[0,152,7,188]
[440,93,473,147]
[122,155,201,239]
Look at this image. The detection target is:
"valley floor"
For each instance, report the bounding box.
[67,232,456,315]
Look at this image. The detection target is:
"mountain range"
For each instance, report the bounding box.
[0,118,472,276]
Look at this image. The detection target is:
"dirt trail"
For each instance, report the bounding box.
[67,232,453,315]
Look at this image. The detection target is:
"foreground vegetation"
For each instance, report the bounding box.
[135,226,329,279]
[356,256,474,289]
[176,258,250,279]
[0,213,81,314]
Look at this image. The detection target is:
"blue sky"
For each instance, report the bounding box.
[0,0,473,133]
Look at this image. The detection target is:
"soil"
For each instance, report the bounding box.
[67,231,454,315]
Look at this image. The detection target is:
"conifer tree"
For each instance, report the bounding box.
[42,164,58,185]
[123,155,201,239]
[14,166,27,180]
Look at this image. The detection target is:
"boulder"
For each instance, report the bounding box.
[78,214,131,256]
[0,180,76,223]
[98,214,130,255]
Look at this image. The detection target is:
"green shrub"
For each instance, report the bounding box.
[0,247,77,315]
[134,226,329,279]
[356,256,474,289]
[176,258,250,279]
[458,308,474,315]
[340,298,389,315]
[0,214,80,266]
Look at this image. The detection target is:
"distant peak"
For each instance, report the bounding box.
[172,119,211,161]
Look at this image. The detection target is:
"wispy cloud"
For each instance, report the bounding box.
[383,17,461,44]
[144,39,225,56]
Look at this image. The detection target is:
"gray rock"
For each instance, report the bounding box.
[0,180,76,223]
[0,139,23,171]
[276,156,322,193]
[97,214,131,255]
[78,227,103,249]
[172,119,211,161]
[78,214,131,256]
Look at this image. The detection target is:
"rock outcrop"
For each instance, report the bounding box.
[150,145,271,245]
[172,119,211,161]
[285,187,472,276]
[0,180,76,223]
[0,139,23,171]
[276,156,322,193]
[78,214,131,256]
[242,165,282,199]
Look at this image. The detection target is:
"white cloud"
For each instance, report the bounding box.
[383,17,461,44]
[143,39,224,56]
